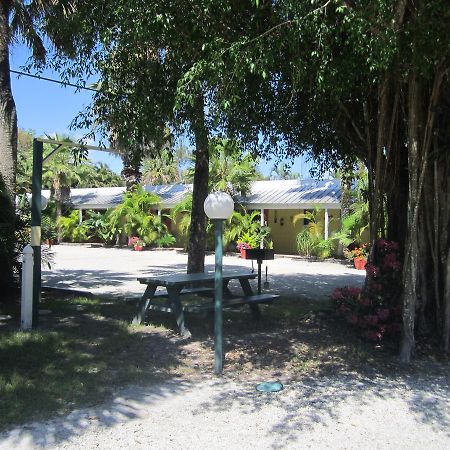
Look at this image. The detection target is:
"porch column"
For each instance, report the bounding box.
[157,209,162,218]
[260,208,264,248]
[324,208,329,239]
[79,209,83,224]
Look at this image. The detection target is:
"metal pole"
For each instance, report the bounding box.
[214,219,224,375]
[31,139,43,327]
[324,208,329,240]
[257,259,262,295]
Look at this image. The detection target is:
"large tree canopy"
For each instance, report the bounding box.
[49,0,449,360]
[180,0,450,361]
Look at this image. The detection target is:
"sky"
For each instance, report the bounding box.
[10,42,314,178]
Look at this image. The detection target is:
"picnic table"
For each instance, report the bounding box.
[132,270,278,338]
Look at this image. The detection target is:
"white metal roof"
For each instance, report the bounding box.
[69,187,125,209]
[47,179,340,210]
[240,179,341,210]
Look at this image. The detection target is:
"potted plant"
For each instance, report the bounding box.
[133,239,146,251]
[236,241,251,258]
[128,236,145,251]
[344,243,369,270]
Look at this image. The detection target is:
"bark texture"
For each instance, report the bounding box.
[187,93,209,274]
[0,1,17,202]
[0,1,17,289]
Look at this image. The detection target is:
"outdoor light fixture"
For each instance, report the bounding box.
[204,191,234,374]
[204,191,234,219]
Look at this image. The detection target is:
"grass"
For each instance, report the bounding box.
[0,292,181,431]
[0,290,445,432]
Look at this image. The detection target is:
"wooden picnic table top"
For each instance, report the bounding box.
[137,270,257,286]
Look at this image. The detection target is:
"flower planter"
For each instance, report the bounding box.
[354,257,367,270]
[240,248,247,259]
[133,245,144,251]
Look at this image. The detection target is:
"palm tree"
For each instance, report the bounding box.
[185,138,258,198]
[0,1,74,200]
[270,162,300,180]
[142,149,182,186]
[42,134,81,242]
[0,1,74,285]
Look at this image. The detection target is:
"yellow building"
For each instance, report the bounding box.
[59,179,342,255]
[239,180,341,254]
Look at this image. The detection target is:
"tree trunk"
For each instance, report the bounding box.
[0,1,17,202]
[400,70,421,363]
[56,200,62,243]
[187,93,209,273]
[0,1,17,289]
[443,245,450,351]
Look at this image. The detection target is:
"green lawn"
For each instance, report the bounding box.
[0,294,179,430]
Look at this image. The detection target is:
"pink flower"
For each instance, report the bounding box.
[359,297,371,307]
[377,309,390,321]
[382,253,401,271]
[368,281,383,293]
[347,286,363,298]
[128,236,140,246]
[366,330,381,341]
[365,264,379,278]
[365,314,379,326]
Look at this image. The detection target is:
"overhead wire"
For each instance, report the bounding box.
[10,69,98,92]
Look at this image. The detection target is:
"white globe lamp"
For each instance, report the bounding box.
[204,192,234,219]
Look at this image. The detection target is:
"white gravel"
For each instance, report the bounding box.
[41,244,366,299]
[3,246,448,449]
[1,374,449,449]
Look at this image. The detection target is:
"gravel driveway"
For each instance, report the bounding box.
[1,374,449,449]
[41,245,365,299]
[2,245,448,449]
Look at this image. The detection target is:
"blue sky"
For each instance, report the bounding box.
[10,42,313,178]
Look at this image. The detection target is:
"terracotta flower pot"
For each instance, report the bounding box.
[354,256,367,270]
[134,245,144,251]
[240,248,247,258]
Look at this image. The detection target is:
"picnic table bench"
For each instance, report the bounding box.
[132,271,279,337]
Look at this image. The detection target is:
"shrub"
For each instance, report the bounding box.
[155,233,176,248]
[331,239,402,342]
[57,211,90,242]
[296,229,318,256]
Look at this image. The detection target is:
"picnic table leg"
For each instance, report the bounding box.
[222,280,233,299]
[167,286,192,338]
[132,284,157,325]
[239,278,261,320]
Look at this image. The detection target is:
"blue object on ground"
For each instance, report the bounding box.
[256,381,284,392]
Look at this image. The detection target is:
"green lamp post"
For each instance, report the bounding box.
[204,191,234,374]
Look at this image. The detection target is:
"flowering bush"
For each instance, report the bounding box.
[331,239,402,342]
[343,243,369,260]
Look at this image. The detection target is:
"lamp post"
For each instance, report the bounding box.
[204,191,234,374]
